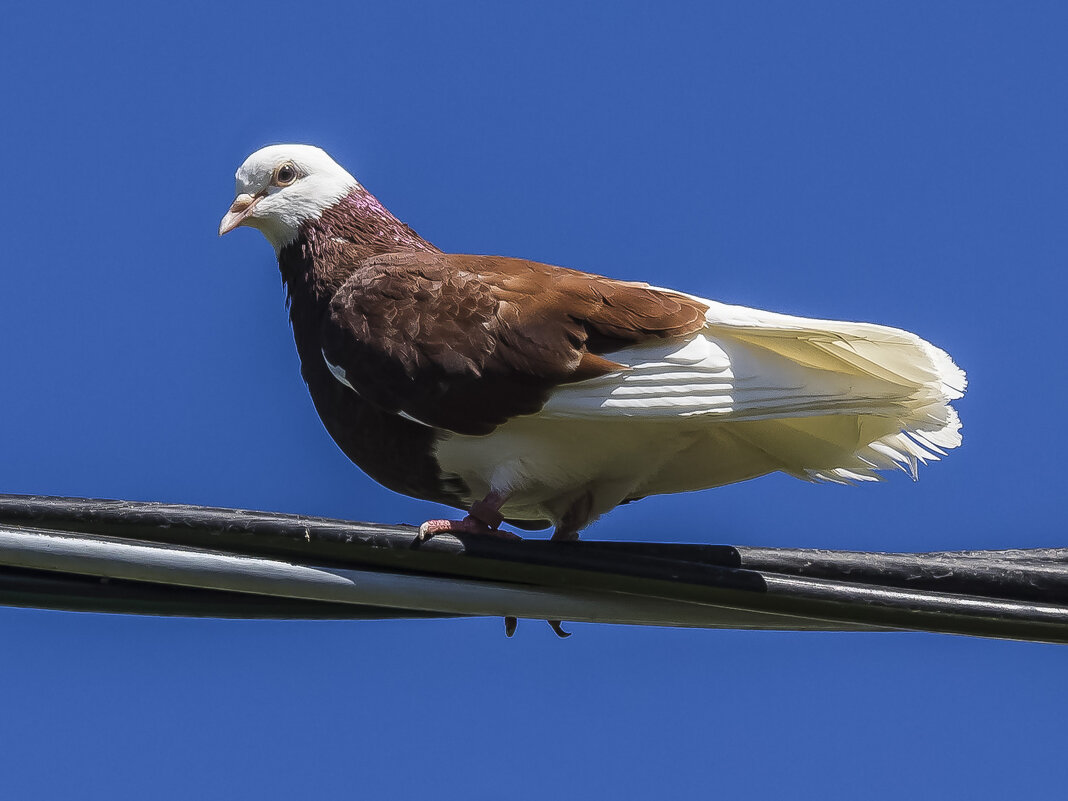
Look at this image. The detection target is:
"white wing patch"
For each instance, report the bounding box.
[322,350,356,391]
[321,349,433,428]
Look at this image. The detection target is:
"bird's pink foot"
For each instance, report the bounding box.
[413,517,522,546]
[414,491,520,546]
[412,514,521,546]
[419,517,521,540]
[417,516,498,539]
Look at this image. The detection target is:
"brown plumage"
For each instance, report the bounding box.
[322,251,708,435]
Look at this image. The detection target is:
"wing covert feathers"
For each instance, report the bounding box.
[321,252,708,434]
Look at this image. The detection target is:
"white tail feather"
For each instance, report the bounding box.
[540,296,965,488]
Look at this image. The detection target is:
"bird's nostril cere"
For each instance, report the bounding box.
[229,194,255,213]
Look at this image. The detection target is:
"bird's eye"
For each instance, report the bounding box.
[274,163,298,186]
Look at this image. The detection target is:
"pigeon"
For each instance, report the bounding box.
[220,144,966,542]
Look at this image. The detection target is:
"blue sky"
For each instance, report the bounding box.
[2,1,1066,797]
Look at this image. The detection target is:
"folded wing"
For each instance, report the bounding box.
[320,251,709,435]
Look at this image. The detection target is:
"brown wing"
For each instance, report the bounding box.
[320,251,708,435]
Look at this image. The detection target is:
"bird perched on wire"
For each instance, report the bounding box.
[220,144,966,543]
